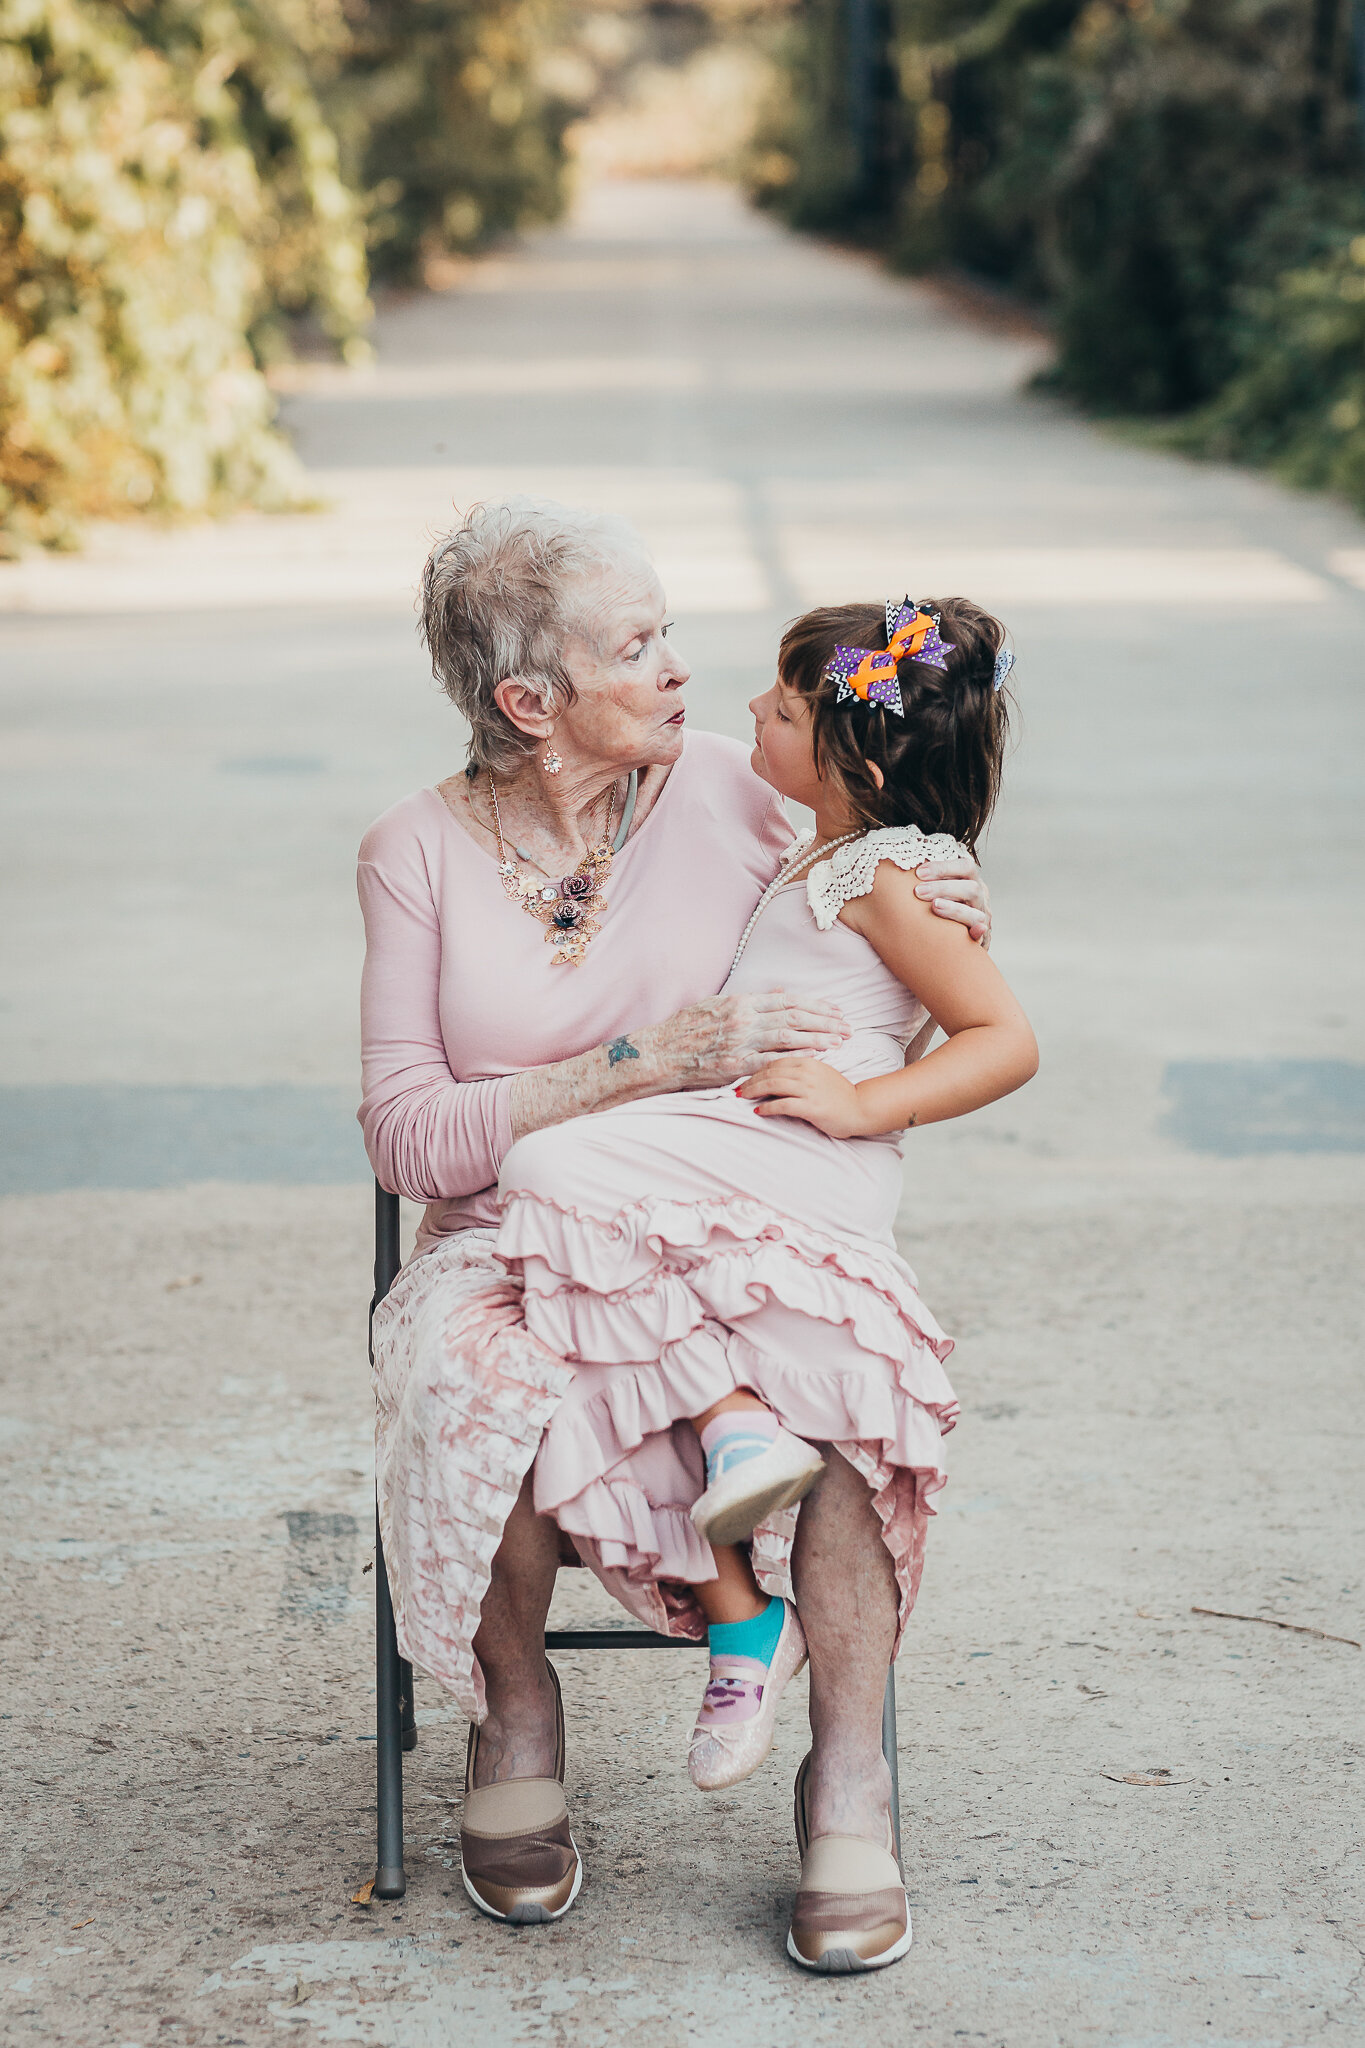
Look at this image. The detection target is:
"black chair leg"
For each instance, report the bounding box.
[400,1658,417,1752]
[374,1513,407,1898]
[881,1666,902,1867]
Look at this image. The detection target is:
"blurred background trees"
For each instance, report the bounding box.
[4,0,1364,553]
[0,0,574,551]
[751,0,1365,505]
[0,0,787,553]
[324,0,571,282]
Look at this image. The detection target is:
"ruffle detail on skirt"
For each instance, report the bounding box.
[498,1189,959,1642]
[555,1468,715,1584]
[500,1189,945,1323]
[370,1230,577,1720]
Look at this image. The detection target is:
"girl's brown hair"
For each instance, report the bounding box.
[778,598,1012,854]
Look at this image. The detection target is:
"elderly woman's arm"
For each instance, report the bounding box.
[358,843,851,1201]
[508,990,850,1142]
[359,853,515,1201]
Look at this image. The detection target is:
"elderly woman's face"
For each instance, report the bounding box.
[559,569,689,772]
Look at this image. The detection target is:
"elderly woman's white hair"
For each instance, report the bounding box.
[420,497,655,778]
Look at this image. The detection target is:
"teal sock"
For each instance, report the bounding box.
[708,1593,785,1664]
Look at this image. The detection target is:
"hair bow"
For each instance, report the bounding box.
[824,598,955,717]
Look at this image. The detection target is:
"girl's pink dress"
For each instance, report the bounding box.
[496,829,961,1638]
[359,731,959,1719]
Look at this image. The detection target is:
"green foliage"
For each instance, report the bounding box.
[1161,224,1365,505]
[121,0,372,358]
[753,0,1365,509]
[747,3,878,229]
[976,0,1361,413]
[0,0,570,552]
[330,0,571,280]
[0,0,318,549]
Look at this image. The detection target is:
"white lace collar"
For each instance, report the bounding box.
[799,824,968,931]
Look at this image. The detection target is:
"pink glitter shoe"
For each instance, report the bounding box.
[688,1599,808,1792]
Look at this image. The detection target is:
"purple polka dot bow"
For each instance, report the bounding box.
[824,598,956,718]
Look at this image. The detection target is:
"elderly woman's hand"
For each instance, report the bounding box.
[508,990,848,1144]
[654,990,850,1090]
[915,857,991,948]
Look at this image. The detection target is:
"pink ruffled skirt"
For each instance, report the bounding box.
[498,1087,959,1643]
[371,1089,958,1720]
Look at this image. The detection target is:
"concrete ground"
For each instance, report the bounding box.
[1,179,1362,2047]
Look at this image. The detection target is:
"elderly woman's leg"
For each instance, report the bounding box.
[469,1472,562,1785]
[790,1448,898,1840]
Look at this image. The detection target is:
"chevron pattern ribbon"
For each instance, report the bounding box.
[823,597,955,716]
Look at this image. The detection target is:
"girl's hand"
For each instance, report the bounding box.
[737,1057,869,1138]
[915,857,991,948]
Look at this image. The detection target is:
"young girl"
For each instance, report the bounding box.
[496,593,1036,1794]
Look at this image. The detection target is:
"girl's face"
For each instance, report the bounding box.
[555,568,690,773]
[749,675,824,809]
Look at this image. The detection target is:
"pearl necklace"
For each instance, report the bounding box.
[727,830,863,978]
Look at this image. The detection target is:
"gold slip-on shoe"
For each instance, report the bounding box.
[460,1662,583,1926]
[786,1753,912,1974]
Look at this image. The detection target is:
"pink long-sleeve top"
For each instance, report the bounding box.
[357,729,793,1250]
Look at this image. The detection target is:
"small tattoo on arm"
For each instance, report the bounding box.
[606,1035,640,1067]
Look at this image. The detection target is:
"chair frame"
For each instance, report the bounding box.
[369,1181,901,1897]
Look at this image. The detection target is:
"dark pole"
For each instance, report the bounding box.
[373,1182,401,1305]
[371,1185,406,1899]
[846,0,876,205]
[374,1513,407,1898]
[882,1666,902,1866]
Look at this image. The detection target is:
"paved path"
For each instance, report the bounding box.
[1,179,1362,2047]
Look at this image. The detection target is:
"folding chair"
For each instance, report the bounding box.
[369,1180,902,1897]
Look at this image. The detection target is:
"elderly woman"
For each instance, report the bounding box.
[359,500,989,1962]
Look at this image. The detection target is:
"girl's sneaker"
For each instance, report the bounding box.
[688,1596,807,1791]
[690,1416,825,1546]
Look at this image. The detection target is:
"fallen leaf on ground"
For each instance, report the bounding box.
[282,1982,312,2007]
[70,1919,94,1930]
[164,1275,203,1291]
[350,1879,375,1906]
[362,1561,373,1574]
[1102,1769,1191,1786]
[1191,1606,1361,1649]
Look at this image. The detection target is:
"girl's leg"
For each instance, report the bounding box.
[692,1540,767,1624]
[684,1394,821,1790]
[691,1387,772,1433]
[688,1533,804,1791]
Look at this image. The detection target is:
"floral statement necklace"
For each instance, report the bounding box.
[488,773,618,966]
